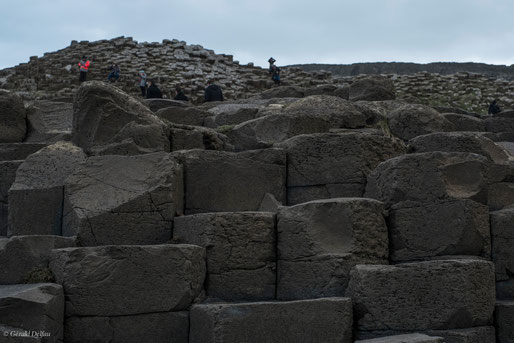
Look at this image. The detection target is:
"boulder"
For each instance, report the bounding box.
[0,143,47,162]
[169,124,234,151]
[0,91,26,143]
[49,244,205,316]
[485,116,514,133]
[346,259,495,331]
[64,312,188,343]
[63,152,183,246]
[409,132,510,163]
[354,334,444,343]
[0,235,75,284]
[442,113,485,132]
[155,106,209,126]
[491,208,514,281]
[275,132,406,204]
[387,104,455,140]
[0,283,64,343]
[277,198,388,300]
[365,152,491,208]
[174,212,275,300]
[488,182,514,211]
[204,103,262,127]
[143,98,191,112]
[174,149,285,214]
[190,298,353,343]
[388,199,490,262]
[303,84,338,97]
[495,301,514,343]
[349,77,395,101]
[259,86,305,99]
[8,142,86,236]
[72,81,169,155]
[25,100,73,143]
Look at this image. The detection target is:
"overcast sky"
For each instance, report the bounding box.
[1,0,513,69]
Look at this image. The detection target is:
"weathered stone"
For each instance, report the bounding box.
[174,212,275,300]
[63,152,183,246]
[356,327,496,343]
[259,86,305,99]
[497,279,514,300]
[304,84,337,97]
[409,132,510,163]
[495,301,514,343]
[0,161,22,204]
[349,77,395,101]
[491,208,514,281]
[488,182,514,210]
[275,132,406,204]
[258,192,283,212]
[72,81,169,155]
[49,244,205,316]
[442,113,485,132]
[190,298,353,343]
[485,116,514,133]
[333,84,350,99]
[64,312,188,343]
[277,198,388,300]
[143,98,191,112]
[365,152,491,208]
[8,142,86,236]
[355,334,444,343]
[0,143,47,162]
[169,124,233,152]
[0,283,64,343]
[0,91,26,143]
[346,259,495,331]
[174,149,285,214]
[155,106,209,126]
[387,104,455,140]
[0,204,7,236]
[205,103,261,127]
[388,199,490,261]
[25,100,73,143]
[0,235,75,284]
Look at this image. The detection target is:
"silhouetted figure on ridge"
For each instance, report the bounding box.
[488,99,501,115]
[204,79,224,102]
[146,79,163,99]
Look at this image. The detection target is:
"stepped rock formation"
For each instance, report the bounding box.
[1,38,514,343]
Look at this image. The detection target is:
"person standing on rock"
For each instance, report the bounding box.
[268,57,276,71]
[488,99,501,115]
[107,63,120,82]
[204,79,224,102]
[146,79,163,99]
[78,56,90,82]
[138,70,147,97]
[271,65,281,86]
[174,86,189,101]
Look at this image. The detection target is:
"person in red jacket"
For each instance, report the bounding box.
[78,56,90,82]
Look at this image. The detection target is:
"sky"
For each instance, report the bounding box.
[1,0,514,69]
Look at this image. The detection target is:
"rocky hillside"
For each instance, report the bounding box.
[0,76,513,342]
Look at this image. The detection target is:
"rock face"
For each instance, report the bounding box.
[0,283,64,343]
[49,244,205,316]
[8,141,87,236]
[277,198,388,300]
[72,81,170,155]
[25,100,73,143]
[0,90,26,143]
[491,208,514,283]
[0,160,23,236]
[63,152,183,246]
[174,149,286,214]
[275,132,406,205]
[0,235,75,284]
[174,212,275,300]
[189,298,353,343]
[346,259,495,332]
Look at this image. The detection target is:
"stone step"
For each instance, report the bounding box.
[495,301,514,343]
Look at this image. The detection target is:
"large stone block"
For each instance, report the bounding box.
[0,161,22,204]
[275,132,406,204]
[25,100,73,143]
[174,149,285,214]
[0,91,26,143]
[49,244,205,316]
[0,283,64,343]
[488,182,514,210]
[0,235,75,284]
[495,301,514,343]
[497,279,514,300]
[169,124,233,152]
[388,199,490,261]
[355,334,443,343]
[174,212,275,300]
[189,298,353,343]
[277,198,388,300]
[64,312,188,343]
[491,208,514,281]
[356,327,496,343]
[63,152,183,246]
[0,143,47,162]
[409,132,510,163]
[8,142,86,236]
[365,152,491,208]
[346,259,495,331]
[485,116,514,133]
[155,106,209,126]
[349,77,396,102]
[72,81,170,155]
[143,98,190,112]
[442,113,485,132]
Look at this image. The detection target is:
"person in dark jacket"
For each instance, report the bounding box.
[174,86,189,101]
[488,99,501,115]
[204,79,224,102]
[146,80,163,99]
